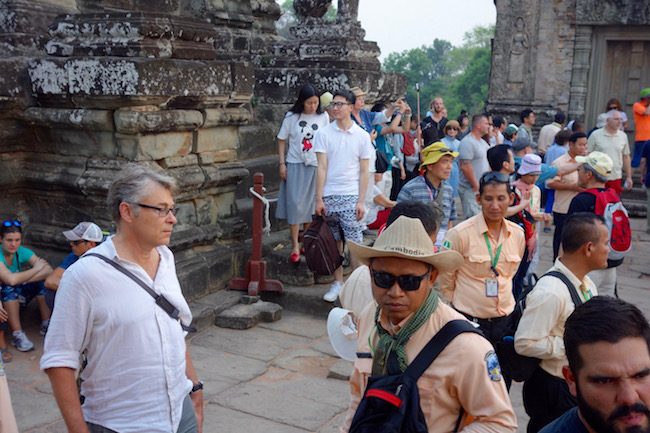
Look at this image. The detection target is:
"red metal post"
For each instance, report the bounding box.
[228,173,284,296]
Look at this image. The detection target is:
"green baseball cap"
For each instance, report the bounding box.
[640,88,650,99]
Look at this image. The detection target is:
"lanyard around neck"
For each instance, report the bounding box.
[483,233,502,276]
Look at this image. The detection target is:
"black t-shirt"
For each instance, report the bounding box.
[567,188,622,268]
[420,116,448,146]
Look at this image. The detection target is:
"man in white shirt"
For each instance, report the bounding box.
[41,165,203,433]
[515,212,608,433]
[315,89,372,302]
[587,109,633,195]
[537,111,565,158]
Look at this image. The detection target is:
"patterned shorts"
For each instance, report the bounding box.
[0,281,45,304]
[323,195,363,243]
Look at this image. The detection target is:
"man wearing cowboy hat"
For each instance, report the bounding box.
[397,142,458,246]
[439,171,526,387]
[341,216,517,432]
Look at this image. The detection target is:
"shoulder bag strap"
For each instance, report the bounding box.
[544,270,583,306]
[84,253,196,332]
[404,320,483,432]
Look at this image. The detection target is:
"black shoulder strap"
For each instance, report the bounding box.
[404,319,483,380]
[84,253,196,332]
[544,270,583,307]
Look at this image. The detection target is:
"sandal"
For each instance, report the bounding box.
[0,348,12,363]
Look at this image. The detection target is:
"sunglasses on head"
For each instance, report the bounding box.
[2,220,21,228]
[480,171,511,185]
[370,268,431,291]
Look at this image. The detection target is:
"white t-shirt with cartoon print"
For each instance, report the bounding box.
[277,112,330,166]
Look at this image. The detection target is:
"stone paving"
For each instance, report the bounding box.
[6,218,650,433]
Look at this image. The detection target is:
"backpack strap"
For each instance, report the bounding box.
[84,253,196,332]
[404,320,483,380]
[543,270,583,307]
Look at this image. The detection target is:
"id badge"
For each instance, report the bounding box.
[485,278,499,297]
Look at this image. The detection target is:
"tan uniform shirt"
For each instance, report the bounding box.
[339,265,375,318]
[514,259,597,378]
[587,128,630,180]
[341,301,517,433]
[0,362,19,433]
[551,153,579,214]
[439,214,525,319]
[537,122,562,154]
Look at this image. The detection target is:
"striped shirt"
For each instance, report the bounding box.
[397,175,456,243]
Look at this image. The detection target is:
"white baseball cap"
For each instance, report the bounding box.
[63,222,103,242]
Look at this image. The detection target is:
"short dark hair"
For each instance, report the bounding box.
[560,212,606,253]
[554,111,566,124]
[493,116,505,128]
[520,109,534,122]
[478,171,511,195]
[333,89,356,105]
[554,129,572,146]
[471,114,486,127]
[571,120,585,132]
[386,201,440,236]
[565,296,650,374]
[370,101,385,113]
[487,145,512,172]
[569,132,587,143]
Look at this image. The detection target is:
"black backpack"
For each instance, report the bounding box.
[497,271,583,382]
[349,320,483,433]
[303,215,344,275]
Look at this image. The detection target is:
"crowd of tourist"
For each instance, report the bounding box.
[1,84,649,433]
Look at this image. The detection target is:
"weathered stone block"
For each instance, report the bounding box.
[202,163,248,189]
[23,108,114,131]
[196,126,239,153]
[167,164,206,191]
[114,108,203,134]
[159,154,198,169]
[194,197,215,225]
[41,129,117,158]
[117,131,193,160]
[174,201,197,227]
[198,150,237,165]
[202,107,252,128]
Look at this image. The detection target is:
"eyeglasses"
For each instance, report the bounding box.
[134,203,179,217]
[2,220,21,228]
[447,127,459,131]
[330,102,351,109]
[70,240,87,246]
[480,171,511,185]
[370,268,430,291]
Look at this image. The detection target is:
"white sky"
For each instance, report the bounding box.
[357,0,497,59]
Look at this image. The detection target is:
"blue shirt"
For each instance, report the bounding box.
[59,252,79,270]
[0,245,34,273]
[539,407,588,433]
[545,143,568,165]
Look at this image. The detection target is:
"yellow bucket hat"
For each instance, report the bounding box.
[420,142,459,170]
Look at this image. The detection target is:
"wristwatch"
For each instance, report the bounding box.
[190,380,204,394]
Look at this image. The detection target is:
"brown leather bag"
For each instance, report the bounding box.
[303,215,344,276]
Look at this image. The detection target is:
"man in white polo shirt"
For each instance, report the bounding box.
[315,89,372,302]
[587,109,633,195]
[41,165,203,433]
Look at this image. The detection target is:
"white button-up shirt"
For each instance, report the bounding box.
[41,237,193,433]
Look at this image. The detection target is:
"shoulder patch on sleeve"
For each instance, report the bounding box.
[442,240,452,250]
[485,350,503,382]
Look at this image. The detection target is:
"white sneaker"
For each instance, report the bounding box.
[323,281,342,302]
[12,331,34,352]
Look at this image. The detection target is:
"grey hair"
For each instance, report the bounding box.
[107,164,177,223]
[583,164,608,183]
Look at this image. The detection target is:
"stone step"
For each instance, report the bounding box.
[621,186,646,201]
[622,199,647,218]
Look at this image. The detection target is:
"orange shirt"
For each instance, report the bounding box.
[439,214,525,319]
[633,102,650,141]
[341,301,517,433]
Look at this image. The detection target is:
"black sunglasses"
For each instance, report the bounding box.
[370,268,430,291]
[2,220,21,228]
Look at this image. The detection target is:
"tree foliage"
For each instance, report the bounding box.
[383,25,495,120]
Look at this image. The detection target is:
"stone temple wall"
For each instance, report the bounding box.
[0,0,405,299]
[487,0,650,129]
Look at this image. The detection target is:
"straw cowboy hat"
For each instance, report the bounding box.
[348,216,463,272]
